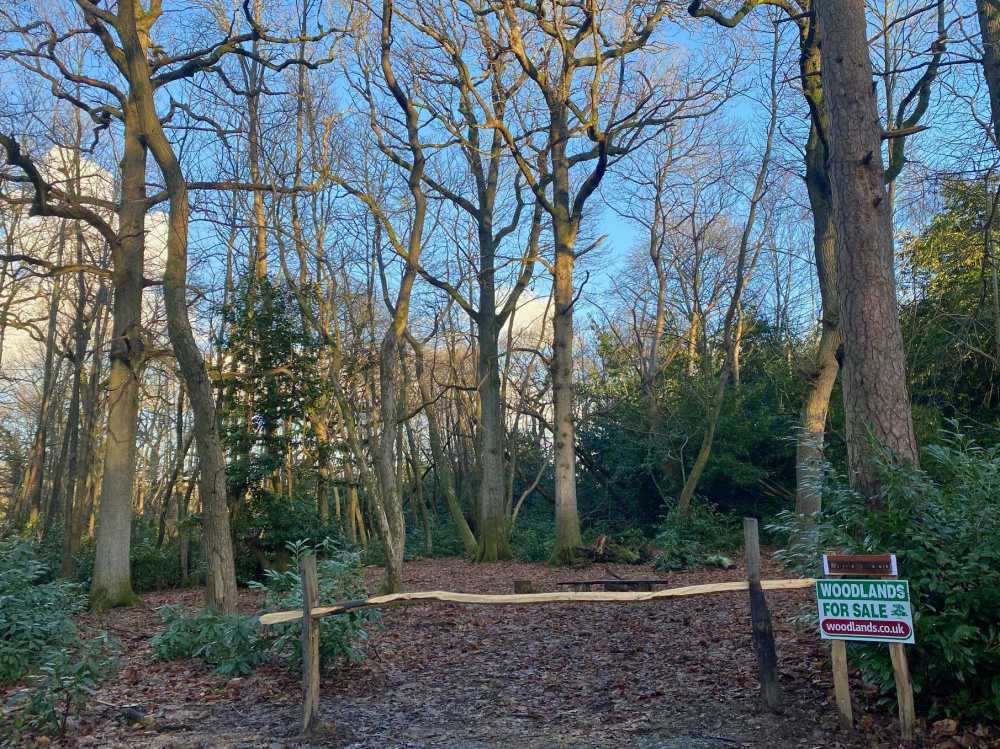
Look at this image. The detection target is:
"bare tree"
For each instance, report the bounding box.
[484,0,727,561]
[676,25,779,510]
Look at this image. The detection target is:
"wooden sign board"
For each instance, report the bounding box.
[819,552,916,743]
[823,553,897,577]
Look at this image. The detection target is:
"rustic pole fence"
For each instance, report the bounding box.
[743,518,781,713]
[262,571,818,735]
[300,555,320,735]
[259,578,817,625]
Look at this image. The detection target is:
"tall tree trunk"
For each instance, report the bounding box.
[48,364,75,533]
[243,0,268,281]
[179,468,196,585]
[56,243,90,562]
[116,2,238,612]
[549,116,583,561]
[90,105,146,609]
[313,415,331,522]
[979,1,1000,150]
[796,120,840,517]
[475,305,512,561]
[59,261,89,573]
[976,0,1000,365]
[374,334,407,594]
[361,0,431,593]
[403,419,432,554]
[816,0,918,499]
[65,291,107,576]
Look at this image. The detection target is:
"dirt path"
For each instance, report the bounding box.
[34,557,968,747]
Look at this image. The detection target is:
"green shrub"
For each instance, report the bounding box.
[0,535,119,741]
[230,488,343,584]
[252,539,378,668]
[770,427,1000,721]
[151,539,377,676]
[425,516,468,558]
[150,605,266,676]
[73,514,203,593]
[510,515,555,563]
[653,499,742,571]
[5,632,118,741]
[1,536,89,684]
[401,513,470,559]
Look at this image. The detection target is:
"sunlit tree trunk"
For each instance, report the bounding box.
[114,0,239,611]
[91,102,146,609]
[816,0,919,498]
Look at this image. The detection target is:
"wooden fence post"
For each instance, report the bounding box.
[300,554,320,735]
[830,640,853,729]
[889,643,915,741]
[743,518,781,713]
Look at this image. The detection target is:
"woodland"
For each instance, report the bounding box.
[1,0,1000,745]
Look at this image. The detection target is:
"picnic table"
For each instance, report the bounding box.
[555,578,670,592]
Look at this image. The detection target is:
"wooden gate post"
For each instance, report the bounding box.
[300,554,320,735]
[743,518,781,712]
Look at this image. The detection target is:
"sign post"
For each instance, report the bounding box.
[818,554,916,742]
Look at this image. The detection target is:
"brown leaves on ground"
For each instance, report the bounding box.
[21,555,1000,748]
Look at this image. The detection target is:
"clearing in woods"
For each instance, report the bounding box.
[67,556,914,748]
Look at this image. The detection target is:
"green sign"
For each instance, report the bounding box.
[816,579,914,644]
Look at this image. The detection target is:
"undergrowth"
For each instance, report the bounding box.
[151,539,378,675]
[0,535,119,742]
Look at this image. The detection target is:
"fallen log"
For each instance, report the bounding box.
[258,577,817,626]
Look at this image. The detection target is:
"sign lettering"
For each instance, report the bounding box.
[816,579,914,643]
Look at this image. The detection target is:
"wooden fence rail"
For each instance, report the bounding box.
[260,558,817,735]
[258,577,817,626]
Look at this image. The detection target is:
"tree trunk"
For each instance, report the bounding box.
[48,363,76,533]
[408,336,477,556]
[977,0,1000,147]
[374,334,407,594]
[116,2,238,612]
[550,180,583,562]
[475,306,512,561]
[58,249,89,569]
[90,104,146,609]
[65,293,107,575]
[179,469,196,585]
[796,120,840,517]
[313,416,331,522]
[816,0,918,498]
[20,229,63,526]
[404,421,432,554]
[976,0,1000,365]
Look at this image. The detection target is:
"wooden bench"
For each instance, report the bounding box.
[556,578,670,592]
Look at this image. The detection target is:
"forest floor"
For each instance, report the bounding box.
[25,555,1000,748]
